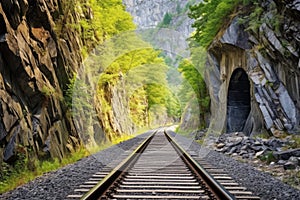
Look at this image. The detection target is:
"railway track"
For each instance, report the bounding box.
[68,130,260,200]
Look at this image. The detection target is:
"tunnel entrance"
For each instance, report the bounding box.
[227,68,251,133]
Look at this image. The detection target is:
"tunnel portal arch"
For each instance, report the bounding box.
[227,68,251,133]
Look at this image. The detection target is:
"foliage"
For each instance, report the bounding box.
[94,30,180,127]
[65,74,94,116]
[98,48,165,86]
[189,0,285,50]
[189,0,244,48]
[0,147,88,194]
[41,85,55,97]
[54,0,135,54]
[162,12,173,26]
[178,59,209,105]
[129,88,148,127]
[239,1,283,35]
[178,57,210,127]
[165,91,181,120]
[95,43,175,129]
[259,151,276,164]
[80,0,135,48]
[288,135,300,149]
[243,4,264,32]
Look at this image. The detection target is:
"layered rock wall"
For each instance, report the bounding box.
[206,1,300,136]
[0,0,82,163]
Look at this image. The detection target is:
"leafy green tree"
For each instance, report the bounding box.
[64,0,182,137]
[78,0,136,52]
[165,91,181,121]
[189,0,241,48]
[162,12,173,26]
[178,58,210,127]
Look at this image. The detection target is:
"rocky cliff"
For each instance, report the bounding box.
[123,0,199,60]
[122,0,204,130]
[1,0,193,166]
[0,0,84,164]
[123,0,195,32]
[206,0,300,136]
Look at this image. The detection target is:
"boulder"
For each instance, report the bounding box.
[216,143,225,148]
[273,149,300,160]
[277,160,287,165]
[284,161,297,170]
[287,0,300,12]
[255,150,266,158]
[265,138,284,150]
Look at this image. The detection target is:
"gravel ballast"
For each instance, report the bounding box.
[0,132,152,200]
[1,130,300,200]
[168,131,300,200]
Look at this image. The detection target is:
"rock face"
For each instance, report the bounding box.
[123,0,199,60]
[206,1,300,136]
[0,1,83,163]
[94,79,136,142]
[179,97,201,131]
[123,0,195,32]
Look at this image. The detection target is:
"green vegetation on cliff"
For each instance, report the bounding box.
[56,0,135,54]
[1,0,179,193]
[63,0,180,141]
[189,0,253,48]
[178,49,210,128]
[61,0,177,140]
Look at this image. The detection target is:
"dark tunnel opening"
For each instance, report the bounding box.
[227,68,251,133]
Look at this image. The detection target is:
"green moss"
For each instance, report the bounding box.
[253,131,271,139]
[259,151,276,164]
[244,5,264,33]
[41,85,55,97]
[288,135,300,149]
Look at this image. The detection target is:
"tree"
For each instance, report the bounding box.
[162,12,173,26]
[189,0,241,48]
[178,58,210,127]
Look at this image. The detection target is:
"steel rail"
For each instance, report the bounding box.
[80,131,156,200]
[81,129,235,200]
[164,130,235,200]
